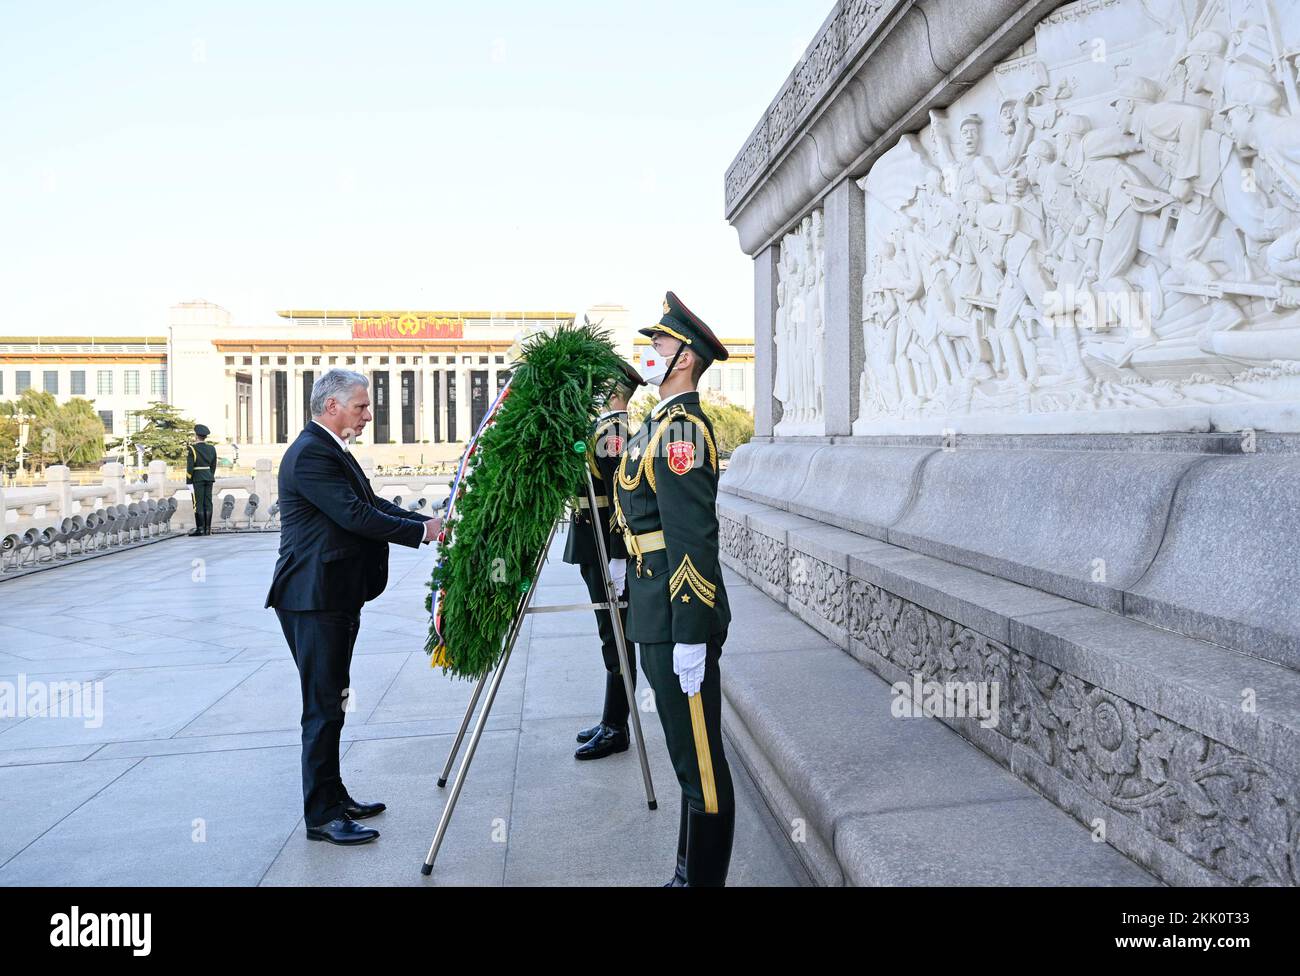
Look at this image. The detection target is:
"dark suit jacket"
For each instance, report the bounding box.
[265,423,431,612]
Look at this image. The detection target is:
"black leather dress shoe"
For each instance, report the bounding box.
[306,817,379,845]
[574,724,629,761]
[575,721,603,744]
[343,797,386,820]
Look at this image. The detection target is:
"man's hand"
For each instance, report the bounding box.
[422,517,443,544]
[672,643,707,696]
[608,558,627,596]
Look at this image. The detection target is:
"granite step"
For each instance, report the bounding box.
[718,569,1158,887]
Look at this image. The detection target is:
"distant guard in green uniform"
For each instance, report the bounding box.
[613,291,733,887]
[566,359,646,760]
[186,423,218,536]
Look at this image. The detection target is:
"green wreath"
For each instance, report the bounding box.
[426,320,626,679]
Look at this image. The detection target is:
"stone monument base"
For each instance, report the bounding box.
[718,435,1300,886]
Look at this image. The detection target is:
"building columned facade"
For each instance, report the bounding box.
[1,300,756,465]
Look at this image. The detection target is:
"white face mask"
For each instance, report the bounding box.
[640,341,682,386]
[639,353,669,386]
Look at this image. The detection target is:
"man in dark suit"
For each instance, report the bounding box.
[266,368,441,846]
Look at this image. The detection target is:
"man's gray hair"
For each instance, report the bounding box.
[310,368,369,417]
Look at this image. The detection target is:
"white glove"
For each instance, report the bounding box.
[673,642,707,696]
[608,558,627,596]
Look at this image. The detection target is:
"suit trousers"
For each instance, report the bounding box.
[638,630,733,818]
[275,607,362,826]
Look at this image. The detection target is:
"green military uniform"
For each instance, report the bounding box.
[613,291,733,887]
[186,424,218,536]
[563,406,635,757]
[563,358,648,760]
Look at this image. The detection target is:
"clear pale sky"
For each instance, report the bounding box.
[0,1,829,339]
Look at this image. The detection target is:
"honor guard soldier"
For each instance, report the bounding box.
[565,359,646,760]
[186,423,218,536]
[613,291,733,887]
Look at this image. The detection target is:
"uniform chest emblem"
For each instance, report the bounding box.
[629,445,641,462]
[667,441,695,475]
[607,435,624,455]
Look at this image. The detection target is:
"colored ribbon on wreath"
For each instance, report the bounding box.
[429,376,514,664]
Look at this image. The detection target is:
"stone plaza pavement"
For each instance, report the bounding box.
[0,530,810,886]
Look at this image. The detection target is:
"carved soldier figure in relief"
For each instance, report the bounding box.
[812,209,827,422]
[861,253,901,415]
[773,248,792,410]
[785,220,806,423]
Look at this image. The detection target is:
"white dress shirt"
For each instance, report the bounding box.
[313,420,350,452]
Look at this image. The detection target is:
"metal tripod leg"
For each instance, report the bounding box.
[421,522,556,876]
[436,670,488,788]
[584,468,657,810]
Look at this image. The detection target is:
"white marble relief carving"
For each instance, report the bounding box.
[775,210,827,434]
[854,0,1300,434]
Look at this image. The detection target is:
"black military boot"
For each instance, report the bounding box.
[664,797,688,887]
[684,805,734,887]
[188,517,204,537]
[203,510,213,535]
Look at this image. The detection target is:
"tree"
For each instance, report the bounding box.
[0,389,106,469]
[699,390,754,458]
[0,389,60,469]
[50,398,107,465]
[0,413,18,475]
[107,401,196,464]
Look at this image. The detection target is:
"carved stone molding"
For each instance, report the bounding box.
[719,514,750,568]
[788,550,848,627]
[729,523,1300,886]
[746,531,788,591]
[1011,651,1300,886]
[847,577,1011,722]
[725,0,895,213]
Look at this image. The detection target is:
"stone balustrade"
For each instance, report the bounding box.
[0,457,452,572]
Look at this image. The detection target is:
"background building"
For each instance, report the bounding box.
[0,336,168,440]
[3,302,585,466]
[1,299,754,467]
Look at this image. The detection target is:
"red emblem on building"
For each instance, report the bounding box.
[666,440,695,475]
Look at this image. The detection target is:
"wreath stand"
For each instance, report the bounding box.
[420,465,657,876]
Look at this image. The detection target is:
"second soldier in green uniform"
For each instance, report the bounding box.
[186,423,218,536]
[565,359,646,760]
[613,292,733,887]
